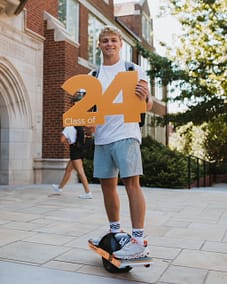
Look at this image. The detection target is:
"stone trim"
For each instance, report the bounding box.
[43,11,79,48]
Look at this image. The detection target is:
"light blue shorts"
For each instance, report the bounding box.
[93,138,143,179]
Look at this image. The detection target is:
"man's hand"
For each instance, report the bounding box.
[136,80,153,111]
[135,80,149,101]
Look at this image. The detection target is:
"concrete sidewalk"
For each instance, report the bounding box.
[0,183,227,284]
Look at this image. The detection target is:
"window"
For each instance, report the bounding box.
[121,40,132,62]
[140,56,151,91]
[88,14,104,66]
[58,0,79,42]
[142,13,152,44]
[155,78,163,101]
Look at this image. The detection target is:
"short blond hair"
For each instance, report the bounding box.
[99,26,122,41]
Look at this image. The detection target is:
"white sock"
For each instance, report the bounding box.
[109,221,121,233]
[132,228,144,245]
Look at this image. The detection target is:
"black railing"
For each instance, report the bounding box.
[187,155,214,189]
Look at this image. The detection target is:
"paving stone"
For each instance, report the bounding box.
[149,245,181,260]
[149,236,204,250]
[0,184,227,284]
[55,247,97,266]
[165,226,225,241]
[173,249,227,271]
[0,228,34,246]
[160,265,207,284]
[0,210,39,222]
[202,241,227,254]
[1,221,45,231]
[0,261,142,284]
[219,213,227,225]
[106,259,169,284]
[206,271,227,284]
[42,260,83,272]
[0,241,69,264]
[24,232,76,246]
[223,233,227,242]
[164,219,191,228]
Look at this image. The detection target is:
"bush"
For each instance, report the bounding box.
[83,158,99,184]
[83,136,190,188]
[141,136,189,188]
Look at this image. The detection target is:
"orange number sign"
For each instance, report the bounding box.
[62,71,146,126]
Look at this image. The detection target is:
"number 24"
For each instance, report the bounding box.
[62,71,146,126]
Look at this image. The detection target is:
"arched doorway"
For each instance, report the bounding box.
[0,58,32,185]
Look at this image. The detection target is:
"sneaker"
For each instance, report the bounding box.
[78,192,92,199]
[52,184,63,193]
[113,239,150,260]
[89,230,126,248]
[89,236,102,247]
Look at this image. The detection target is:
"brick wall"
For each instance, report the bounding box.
[87,0,114,20]
[25,0,45,36]
[25,0,58,36]
[42,22,80,159]
[79,5,89,59]
[45,0,58,17]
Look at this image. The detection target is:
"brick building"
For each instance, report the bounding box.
[0,0,167,185]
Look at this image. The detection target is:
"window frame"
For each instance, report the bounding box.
[142,12,152,44]
[58,0,79,43]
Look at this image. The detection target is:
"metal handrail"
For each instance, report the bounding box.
[187,155,214,189]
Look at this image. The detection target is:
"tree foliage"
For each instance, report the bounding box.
[202,116,227,163]
[167,0,226,97]
[137,0,227,128]
[136,1,227,165]
[169,122,207,159]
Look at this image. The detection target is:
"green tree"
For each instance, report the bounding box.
[137,1,227,165]
[138,0,227,128]
[164,0,227,165]
[166,0,226,98]
[202,116,227,163]
[169,122,207,159]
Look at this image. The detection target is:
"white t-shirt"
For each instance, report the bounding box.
[94,59,147,145]
[62,126,77,144]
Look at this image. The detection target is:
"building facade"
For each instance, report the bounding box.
[0,0,167,185]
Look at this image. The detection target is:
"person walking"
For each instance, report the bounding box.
[52,160,73,193]
[52,126,92,199]
[89,26,153,259]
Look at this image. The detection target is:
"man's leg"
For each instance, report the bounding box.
[122,175,146,229]
[93,144,121,234]
[100,177,120,226]
[112,176,149,259]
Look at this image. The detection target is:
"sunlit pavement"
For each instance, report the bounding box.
[0,183,227,284]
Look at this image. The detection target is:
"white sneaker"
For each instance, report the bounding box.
[89,231,112,247]
[78,192,92,199]
[113,239,150,260]
[52,184,63,193]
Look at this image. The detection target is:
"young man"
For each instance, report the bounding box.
[91,26,152,259]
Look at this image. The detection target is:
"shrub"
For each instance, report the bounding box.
[141,136,189,188]
[83,136,190,188]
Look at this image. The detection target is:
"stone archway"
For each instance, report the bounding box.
[0,58,32,185]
